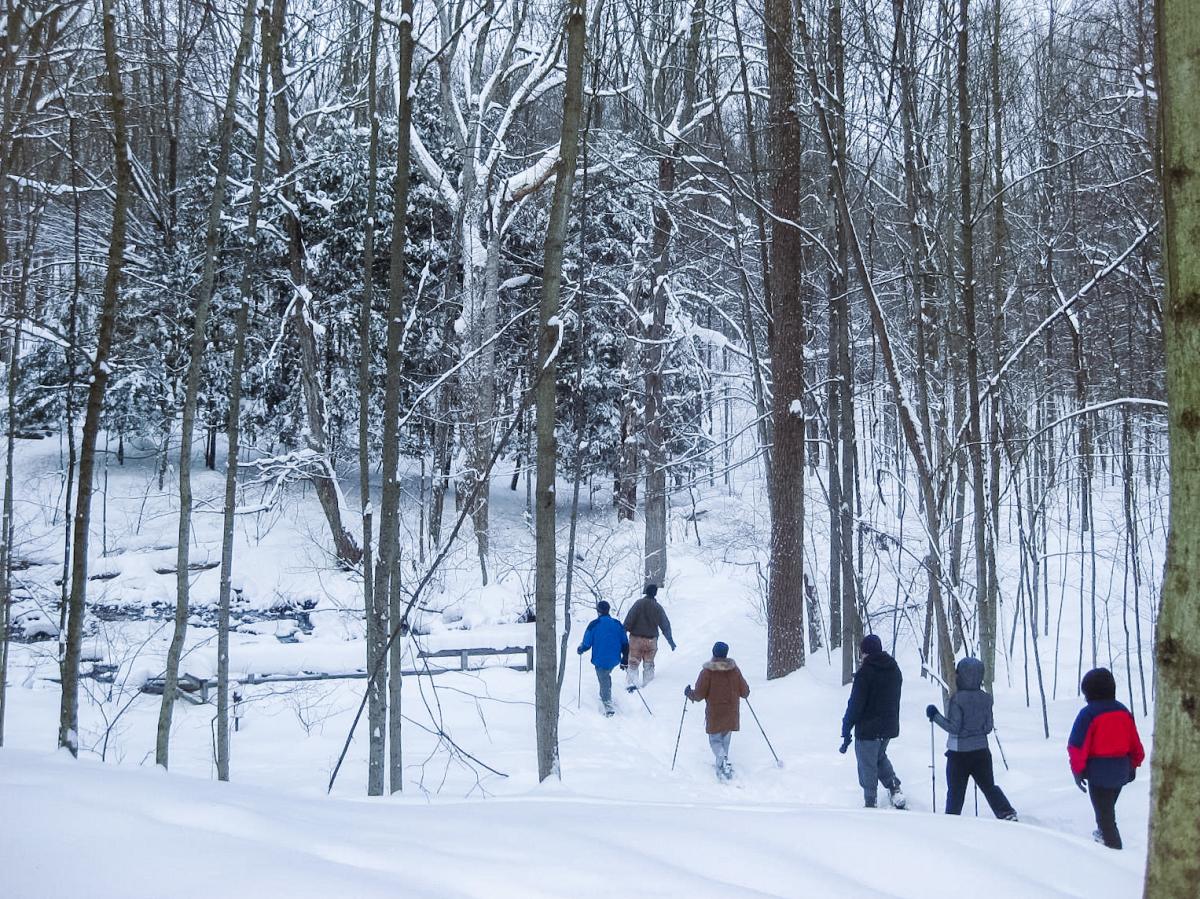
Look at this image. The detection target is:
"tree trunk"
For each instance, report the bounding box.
[764,0,806,679]
[956,0,994,680]
[59,0,132,755]
[216,4,270,783]
[268,0,361,568]
[1145,1,1200,890]
[376,0,415,794]
[157,0,256,771]
[359,0,387,798]
[535,0,585,782]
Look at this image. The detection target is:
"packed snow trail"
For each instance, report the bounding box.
[0,749,1142,899]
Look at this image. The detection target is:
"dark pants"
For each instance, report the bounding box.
[1089,784,1123,849]
[855,738,900,804]
[944,749,1015,818]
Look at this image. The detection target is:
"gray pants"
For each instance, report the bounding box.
[708,732,732,767]
[594,666,614,705]
[854,738,900,803]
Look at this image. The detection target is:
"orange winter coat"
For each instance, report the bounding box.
[688,658,750,734]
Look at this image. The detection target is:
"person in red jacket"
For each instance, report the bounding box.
[1067,668,1145,849]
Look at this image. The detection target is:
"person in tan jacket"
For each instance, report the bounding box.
[684,642,750,781]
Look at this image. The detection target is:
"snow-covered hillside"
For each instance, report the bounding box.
[0,433,1157,897]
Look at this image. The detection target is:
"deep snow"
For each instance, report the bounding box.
[0,429,1159,897]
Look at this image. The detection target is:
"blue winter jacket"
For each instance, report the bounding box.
[579,614,629,670]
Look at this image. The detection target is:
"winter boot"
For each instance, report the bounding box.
[864,796,877,808]
[1002,812,1019,822]
[888,786,907,810]
[603,701,616,718]
[721,759,734,780]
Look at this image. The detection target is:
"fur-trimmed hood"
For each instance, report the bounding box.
[703,657,739,672]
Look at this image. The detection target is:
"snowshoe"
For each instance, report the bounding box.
[721,760,734,780]
[888,787,907,810]
[1002,812,1019,822]
[603,702,615,717]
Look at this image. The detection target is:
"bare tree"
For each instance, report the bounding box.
[157,0,258,771]
[59,0,133,755]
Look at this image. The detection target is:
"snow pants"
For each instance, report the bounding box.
[944,749,1016,818]
[594,666,614,706]
[1089,784,1123,849]
[626,635,658,687]
[708,731,732,767]
[854,738,900,804]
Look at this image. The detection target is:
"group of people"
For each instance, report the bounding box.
[577,583,746,779]
[578,589,1145,849]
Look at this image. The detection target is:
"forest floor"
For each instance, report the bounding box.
[0,433,1156,897]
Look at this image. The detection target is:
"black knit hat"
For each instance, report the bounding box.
[596,600,610,615]
[712,641,729,659]
[1081,667,1117,702]
[644,583,659,598]
[860,634,883,655]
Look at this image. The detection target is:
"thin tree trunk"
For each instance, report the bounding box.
[157,0,256,770]
[956,0,994,680]
[359,0,386,798]
[535,0,584,782]
[377,0,415,794]
[59,0,132,755]
[268,0,361,567]
[216,6,269,783]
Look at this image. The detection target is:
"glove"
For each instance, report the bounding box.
[620,663,628,671]
[668,640,677,651]
[1074,772,1088,793]
[684,685,693,699]
[839,738,851,754]
[926,704,938,720]
[576,646,585,655]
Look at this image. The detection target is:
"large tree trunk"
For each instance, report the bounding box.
[59,0,132,755]
[268,0,361,568]
[157,0,256,771]
[1145,1,1200,891]
[764,0,806,679]
[535,0,585,783]
[216,4,270,783]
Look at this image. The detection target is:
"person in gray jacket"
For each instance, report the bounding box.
[926,657,1018,819]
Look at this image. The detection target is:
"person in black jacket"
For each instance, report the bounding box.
[840,634,906,808]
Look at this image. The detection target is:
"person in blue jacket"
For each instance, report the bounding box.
[578,601,629,716]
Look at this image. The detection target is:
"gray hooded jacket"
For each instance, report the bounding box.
[931,657,993,752]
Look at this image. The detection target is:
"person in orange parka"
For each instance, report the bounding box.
[1067,667,1145,849]
[684,642,750,781]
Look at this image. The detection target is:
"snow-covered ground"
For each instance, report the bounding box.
[0,432,1159,896]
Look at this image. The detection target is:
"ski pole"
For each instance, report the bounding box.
[671,697,688,771]
[991,723,1010,771]
[576,654,582,708]
[974,784,979,816]
[745,698,782,767]
[930,719,937,813]
[632,685,654,715]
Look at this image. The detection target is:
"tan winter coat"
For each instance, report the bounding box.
[688,658,750,734]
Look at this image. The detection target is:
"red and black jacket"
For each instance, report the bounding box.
[1067,699,1145,789]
